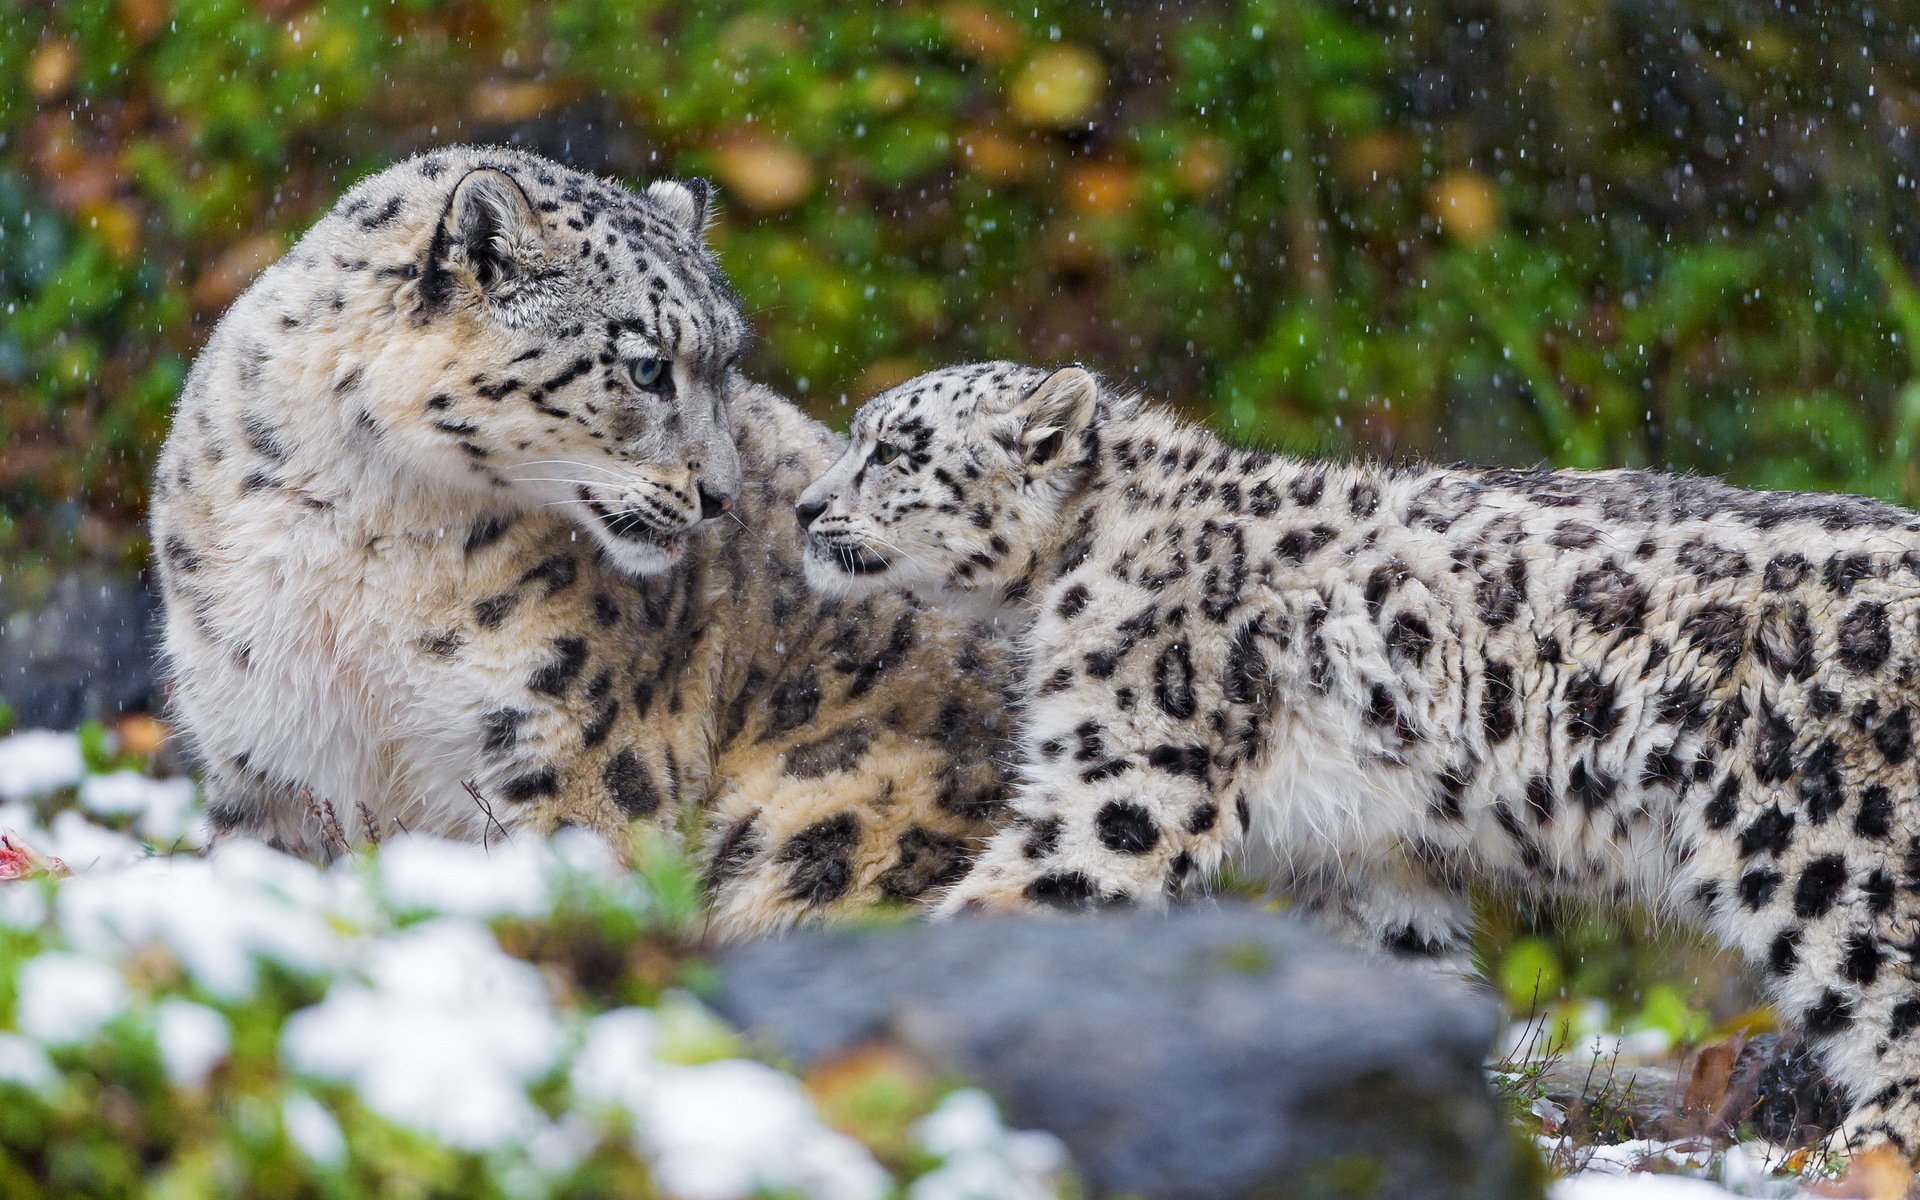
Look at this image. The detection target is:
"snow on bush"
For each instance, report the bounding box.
[0,730,1076,1199]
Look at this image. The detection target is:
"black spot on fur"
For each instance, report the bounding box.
[1857,786,1895,840]
[1799,740,1846,824]
[1564,671,1620,741]
[518,554,578,597]
[1804,989,1854,1036]
[1382,926,1450,957]
[1022,816,1062,859]
[581,697,619,749]
[705,811,761,889]
[1738,805,1796,858]
[1640,744,1684,788]
[500,767,559,801]
[1481,662,1517,743]
[528,636,589,696]
[1148,743,1210,780]
[1681,604,1747,669]
[1568,760,1616,810]
[1186,802,1219,835]
[1763,553,1811,592]
[1753,708,1796,783]
[1152,640,1197,719]
[357,194,403,231]
[1843,934,1884,985]
[1892,999,1920,1040]
[778,813,858,906]
[1363,560,1410,616]
[1876,707,1914,765]
[1365,684,1407,737]
[1525,776,1554,824]
[1866,868,1897,914]
[1754,601,1816,682]
[1703,776,1739,829]
[1567,562,1647,634]
[1095,801,1160,854]
[784,724,873,779]
[1056,584,1091,620]
[1792,855,1848,919]
[1739,868,1781,910]
[1677,539,1750,581]
[603,749,660,817]
[1224,620,1273,706]
[1837,601,1893,673]
[1386,613,1434,665]
[763,672,822,739]
[465,515,512,555]
[1475,556,1528,628]
[479,708,523,757]
[1079,759,1134,784]
[475,592,519,629]
[877,827,970,899]
[242,413,292,464]
[1421,766,1468,822]
[1275,524,1338,562]
[1824,554,1874,596]
[1766,927,1801,976]
[1027,872,1098,907]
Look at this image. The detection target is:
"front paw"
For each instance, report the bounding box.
[934,862,1140,918]
[931,867,1038,919]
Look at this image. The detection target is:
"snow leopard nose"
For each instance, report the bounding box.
[697,482,733,520]
[795,498,826,529]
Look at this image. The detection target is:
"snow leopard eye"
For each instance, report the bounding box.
[872,441,903,466]
[628,356,672,395]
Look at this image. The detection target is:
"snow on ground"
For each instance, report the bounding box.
[0,729,83,802]
[1543,1138,1824,1199]
[1553,1178,1777,1200]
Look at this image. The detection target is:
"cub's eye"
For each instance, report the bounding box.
[873,441,904,466]
[628,357,672,394]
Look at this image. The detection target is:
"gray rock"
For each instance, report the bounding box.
[714,904,1535,1200]
[0,568,160,729]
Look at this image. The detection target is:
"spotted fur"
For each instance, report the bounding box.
[151,149,1012,934]
[799,360,1920,1155]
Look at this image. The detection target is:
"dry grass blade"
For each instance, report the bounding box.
[464,779,508,848]
[300,787,349,858]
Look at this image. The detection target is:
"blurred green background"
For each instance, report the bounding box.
[5,0,1920,569]
[3,0,1916,1050]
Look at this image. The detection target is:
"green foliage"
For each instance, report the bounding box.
[0,771,1070,1198]
[1,0,1917,561]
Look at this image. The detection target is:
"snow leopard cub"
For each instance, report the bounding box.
[798,359,1920,1160]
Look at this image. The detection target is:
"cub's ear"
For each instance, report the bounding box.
[646,178,712,238]
[1011,366,1100,465]
[441,168,543,301]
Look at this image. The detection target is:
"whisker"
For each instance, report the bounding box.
[510,477,623,491]
[510,458,630,482]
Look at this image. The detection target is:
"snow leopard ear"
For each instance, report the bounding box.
[646,178,712,238]
[440,168,543,302]
[1012,366,1100,466]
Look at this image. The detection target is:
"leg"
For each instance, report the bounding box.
[935,748,1239,914]
[1288,866,1480,979]
[1738,854,1920,1165]
[697,722,1003,938]
[200,760,335,859]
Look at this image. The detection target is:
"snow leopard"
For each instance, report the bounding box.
[149,147,1012,935]
[796,359,1920,1160]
